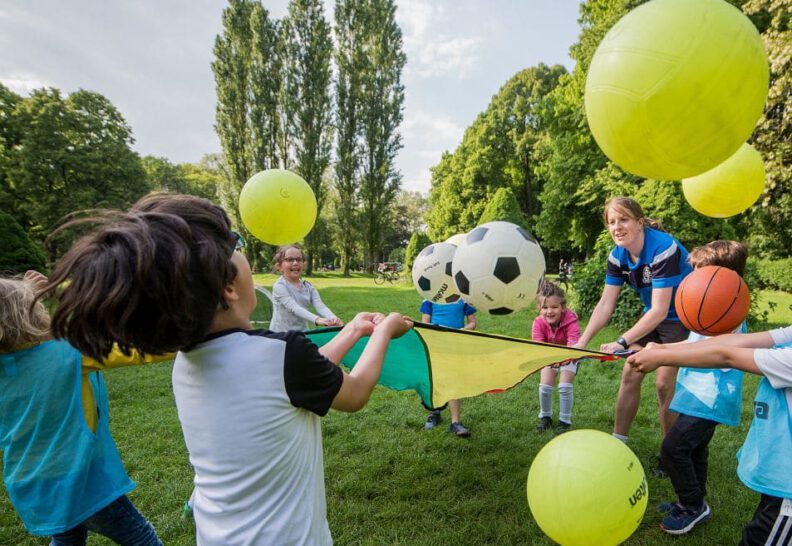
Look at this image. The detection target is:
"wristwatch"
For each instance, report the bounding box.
[616,337,629,349]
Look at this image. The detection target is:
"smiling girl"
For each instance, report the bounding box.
[574,197,692,458]
[532,282,581,434]
[270,245,343,332]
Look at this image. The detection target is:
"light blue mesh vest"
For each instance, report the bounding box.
[0,340,134,535]
[669,324,747,427]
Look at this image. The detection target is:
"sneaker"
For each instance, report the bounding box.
[555,420,572,434]
[535,416,553,432]
[449,422,471,438]
[661,502,711,535]
[657,500,683,513]
[424,410,442,430]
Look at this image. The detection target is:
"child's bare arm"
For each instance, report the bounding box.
[331,313,412,412]
[628,344,761,375]
[463,313,476,330]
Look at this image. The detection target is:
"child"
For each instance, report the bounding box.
[655,241,749,535]
[628,327,792,546]
[532,282,581,434]
[42,193,413,545]
[0,271,163,546]
[421,298,477,437]
[270,244,343,332]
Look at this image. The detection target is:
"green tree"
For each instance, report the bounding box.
[333,0,365,276]
[282,0,334,274]
[250,4,282,171]
[478,187,528,226]
[357,0,406,270]
[404,230,432,276]
[742,0,791,257]
[382,190,429,261]
[5,88,148,259]
[425,64,566,241]
[212,0,259,267]
[0,212,46,273]
[533,0,640,253]
[142,156,220,201]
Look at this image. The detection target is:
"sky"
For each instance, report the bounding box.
[0,1,581,194]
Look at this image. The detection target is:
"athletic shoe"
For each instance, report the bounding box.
[449,422,471,438]
[661,502,711,535]
[424,410,442,430]
[657,500,683,513]
[555,420,572,434]
[535,416,553,432]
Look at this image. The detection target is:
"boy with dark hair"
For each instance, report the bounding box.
[629,327,792,546]
[44,192,413,545]
[653,240,749,534]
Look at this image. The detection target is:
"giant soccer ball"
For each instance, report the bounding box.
[451,222,545,315]
[412,242,460,304]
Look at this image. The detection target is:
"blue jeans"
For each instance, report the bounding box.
[50,495,162,546]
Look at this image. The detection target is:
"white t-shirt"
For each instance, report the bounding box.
[173,329,343,546]
[754,325,792,391]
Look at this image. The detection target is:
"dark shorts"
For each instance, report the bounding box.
[635,320,689,348]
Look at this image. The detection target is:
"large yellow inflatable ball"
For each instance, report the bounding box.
[682,143,765,218]
[527,430,648,546]
[239,169,317,245]
[585,0,769,181]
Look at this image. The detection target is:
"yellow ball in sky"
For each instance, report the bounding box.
[239,169,317,245]
[585,0,768,180]
[682,143,765,218]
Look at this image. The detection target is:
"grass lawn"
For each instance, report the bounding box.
[1,272,785,545]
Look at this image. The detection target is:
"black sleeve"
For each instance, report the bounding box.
[277,330,343,416]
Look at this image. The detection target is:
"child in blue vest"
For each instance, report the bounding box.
[420,299,477,437]
[0,271,164,546]
[655,241,749,535]
[629,325,792,546]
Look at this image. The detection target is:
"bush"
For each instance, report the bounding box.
[478,187,528,226]
[752,257,792,292]
[571,232,643,332]
[404,231,432,284]
[0,212,46,274]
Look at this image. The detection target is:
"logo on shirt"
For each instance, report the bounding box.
[754,401,769,419]
[642,266,652,285]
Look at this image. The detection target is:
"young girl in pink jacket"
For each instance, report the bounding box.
[531,282,581,434]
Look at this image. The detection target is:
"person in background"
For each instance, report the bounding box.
[270,244,343,332]
[532,282,581,434]
[421,298,477,437]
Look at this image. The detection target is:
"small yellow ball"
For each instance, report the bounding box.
[682,143,765,218]
[239,169,317,245]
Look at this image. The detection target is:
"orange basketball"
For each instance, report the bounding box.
[675,266,750,336]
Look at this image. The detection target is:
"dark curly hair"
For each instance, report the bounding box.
[42,193,238,362]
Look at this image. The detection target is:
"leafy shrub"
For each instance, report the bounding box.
[570,232,643,332]
[0,212,46,274]
[478,187,528,226]
[403,231,432,284]
[752,257,792,292]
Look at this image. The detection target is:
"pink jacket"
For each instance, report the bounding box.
[531,309,581,346]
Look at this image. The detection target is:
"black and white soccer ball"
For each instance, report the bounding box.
[411,242,461,304]
[450,221,545,314]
